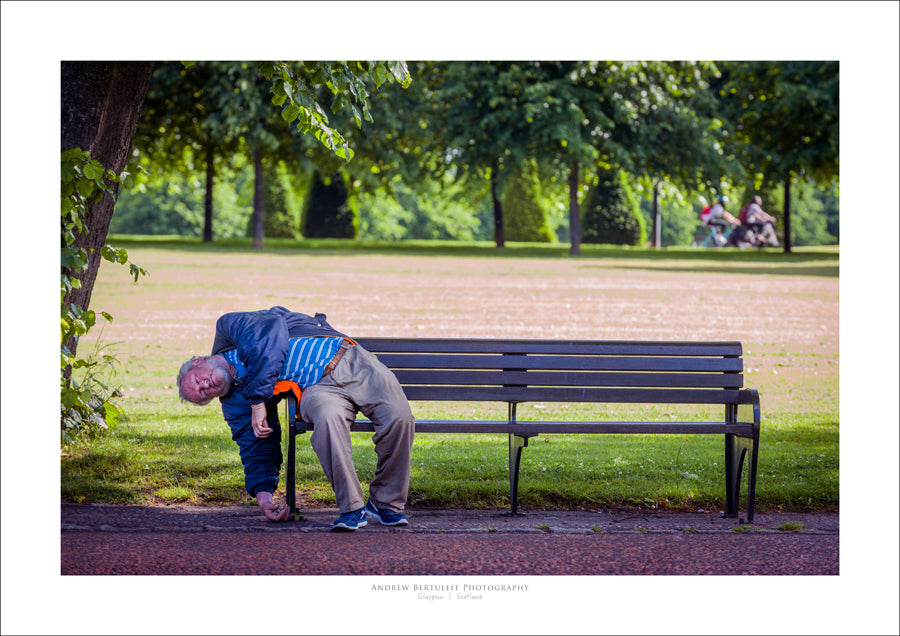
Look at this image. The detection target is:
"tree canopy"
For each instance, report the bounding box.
[714,61,839,251]
[103,60,842,258]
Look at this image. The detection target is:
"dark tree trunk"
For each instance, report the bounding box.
[203,144,215,242]
[60,61,154,357]
[783,176,792,254]
[569,158,581,256]
[490,161,505,248]
[652,181,661,249]
[252,145,265,249]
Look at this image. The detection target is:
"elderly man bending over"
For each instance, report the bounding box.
[177,306,414,532]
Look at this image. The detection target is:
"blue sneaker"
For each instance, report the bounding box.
[365,498,408,526]
[332,507,367,532]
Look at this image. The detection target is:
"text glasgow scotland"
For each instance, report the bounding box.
[373,583,528,592]
[373,582,529,599]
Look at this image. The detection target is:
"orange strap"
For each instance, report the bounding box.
[273,380,302,414]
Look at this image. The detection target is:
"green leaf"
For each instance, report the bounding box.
[104,402,121,429]
[72,319,87,336]
[331,93,350,113]
[129,263,148,282]
[334,142,354,162]
[258,61,276,81]
[388,61,412,88]
[74,179,95,198]
[60,250,76,270]
[281,101,301,123]
[61,388,79,409]
[373,64,391,88]
[61,161,76,183]
[82,160,105,181]
[61,148,88,163]
[271,79,288,106]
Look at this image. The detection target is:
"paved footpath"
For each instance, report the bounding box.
[61,503,838,576]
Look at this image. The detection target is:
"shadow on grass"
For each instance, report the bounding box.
[594,262,839,278]
[60,475,138,503]
[107,234,839,265]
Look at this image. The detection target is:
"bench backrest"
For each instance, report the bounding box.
[354,338,744,405]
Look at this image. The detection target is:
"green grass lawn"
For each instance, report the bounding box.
[61,238,839,513]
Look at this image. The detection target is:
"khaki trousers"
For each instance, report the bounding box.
[299,344,414,513]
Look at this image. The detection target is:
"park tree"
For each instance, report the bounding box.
[60,61,155,437]
[327,60,440,192]
[61,60,410,359]
[248,161,302,239]
[294,61,486,242]
[130,61,241,242]
[241,61,415,244]
[714,61,840,253]
[499,163,556,242]
[133,61,320,244]
[613,61,739,248]
[388,61,608,252]
[419,61,733,255]
[525,61,739,254]
[412,61,565,248]
[302,172,356,238]
[581,168,645,246]
[61,62,156,339]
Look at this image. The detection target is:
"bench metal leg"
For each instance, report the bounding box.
[285,394,298,516]
[724,396,761,522]
[725,433,753,520]
[746,434,759,522]
[505,434,529,516]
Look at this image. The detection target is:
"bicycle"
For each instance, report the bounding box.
[692,223,733,247]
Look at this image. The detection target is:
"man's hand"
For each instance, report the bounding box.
[256,491,291,522]
[251,402,273,438]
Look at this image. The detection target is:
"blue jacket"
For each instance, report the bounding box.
[212,307,348,496]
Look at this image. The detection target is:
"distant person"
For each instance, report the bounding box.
[177,306,415,532]
[700,195,740,245]
[741,195,779,246]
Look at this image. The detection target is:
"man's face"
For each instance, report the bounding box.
[181,356,233,405]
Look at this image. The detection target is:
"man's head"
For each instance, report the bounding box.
[177,355,234,405]
[753,195,762,205]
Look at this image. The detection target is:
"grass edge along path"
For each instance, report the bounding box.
[60,410,838,513]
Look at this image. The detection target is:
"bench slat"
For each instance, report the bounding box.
[401,386,742,404]
[356,338,743,357]
[391,369,744,389]
[292,419,756,436]
[375,353,743,373]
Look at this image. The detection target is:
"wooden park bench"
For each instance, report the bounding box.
[280,338,761,521]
